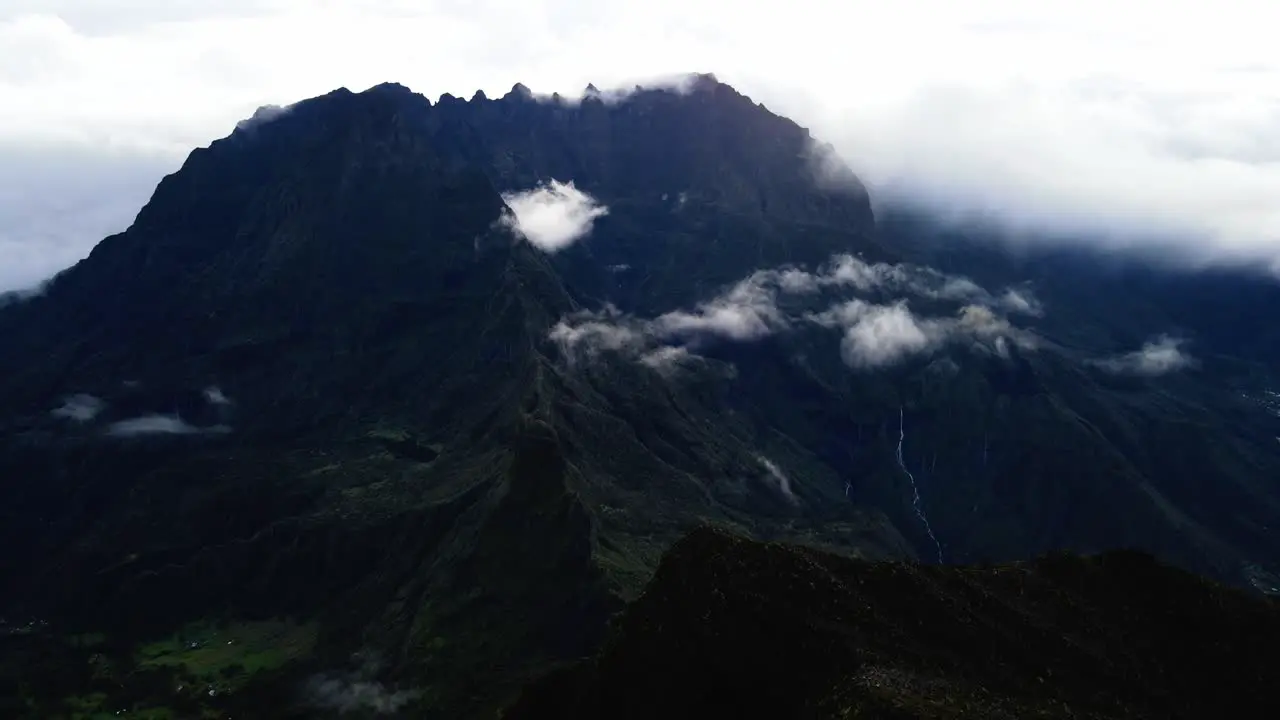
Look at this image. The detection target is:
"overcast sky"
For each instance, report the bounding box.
[3,0,1279,291]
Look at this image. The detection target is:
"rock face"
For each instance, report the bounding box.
[506,526,1280,720]
[0,77,897,719]
[0,75,1278,718]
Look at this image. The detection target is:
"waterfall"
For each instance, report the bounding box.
[896,406,944,563]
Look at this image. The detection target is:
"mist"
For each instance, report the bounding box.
[2,2,1278,290]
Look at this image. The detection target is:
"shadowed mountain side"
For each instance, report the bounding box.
[505,526,1280,720]
[0,79,905,719]
[1,74,1279,719]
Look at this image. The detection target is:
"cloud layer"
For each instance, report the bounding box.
[105,414,230,437]
[500,180,608,253]
[1092,335,1196,376]
[756,455,797,503]
[50,393,105,422]
[550,254,1037,370]
[3,2,1280,289]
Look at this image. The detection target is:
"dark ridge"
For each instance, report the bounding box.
[505,82,534,101]
[364,81,415,96]
[505,527,1280,720]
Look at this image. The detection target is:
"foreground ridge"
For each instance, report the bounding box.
[506,526,1280,719]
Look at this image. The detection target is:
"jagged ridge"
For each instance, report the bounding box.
[506,526,1280,719]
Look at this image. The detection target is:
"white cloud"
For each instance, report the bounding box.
[105,414,230,437]
[836,301,939,369]
[639,345,694,374]
[1,2,1278,291]
[809,299,1036,369]
[996,288,1043,316]
[500,180,608,253]
[234,102,290,132]
[652,274,785,341]
[51,393,105,422]
[0,139,176,291]
[203,385,231,405]
[304,672,420,715]
[551,254,1038,371]
[747,253,1040,318]
[548,304,647,361]
[1093,335,1195,376]
[756,455,797,503]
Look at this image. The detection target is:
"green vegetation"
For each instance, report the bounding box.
[1,618,315,719]
[135,618,316,691]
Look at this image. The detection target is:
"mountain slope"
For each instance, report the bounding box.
[1,75,1278,718]
[505,526,1280,719]
[0,78,905,719]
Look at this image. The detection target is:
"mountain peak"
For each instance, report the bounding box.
[365,80,416,95]
[505,82,534,101]
[686,71,721,91]
[0,70,881,719]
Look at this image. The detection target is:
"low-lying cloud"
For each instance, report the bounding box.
[820,301,936,369]
[304,671,420,714]
[639,345,695,374]
[652,273,785,341]
[500,180,609,253]
[3,5,1279,285]
[203,386,232,406]
[549,304,648,361]
[810,300,1030,369]
[233,103,290,133]
[51,393,105,422]
[756,455,797,503]
[1092,335,1195,376]
[106,414,230,437]
[550,254,1037,371]
[0,140,176,292]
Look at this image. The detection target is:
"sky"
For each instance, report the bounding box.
[3,0,1280,291]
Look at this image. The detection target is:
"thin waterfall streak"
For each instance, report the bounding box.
[897,406,944,563]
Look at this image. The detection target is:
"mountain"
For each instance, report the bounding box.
[506,527,1280,719]
[1,74,1278,718]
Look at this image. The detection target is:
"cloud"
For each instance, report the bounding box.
[652,274,786,341]
[105,414,230,437]
[2,3,1278,288]
[996,288,1043,316]
[639,345,695,375]
[808,297,1037,369]
[549,272,790,361]
[51,393,105,422]
[0,139,176,291]
[833,300,940,369]
[756,455,797,503]
[203,386,231,405]
[500,180,608,252]
[551,254,1038,372]
[303,672,420,714]
[11,4,1280,287]
[770,253,1040,312]
[528,72,717,106]
[548,304,648,362]
[233,103,289,132]
[1092,335,1195,376]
